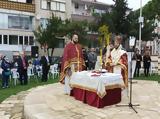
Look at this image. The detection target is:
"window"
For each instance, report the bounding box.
[8,15,32,30]
[24,36,28,45]
[51,1,56,10]
[40,18,48,29]
[4,35,8,44]
[26,0,32,3]
[75,3,79,9]
[47,1,51,10]
[50,1,66,12]
[60,3,65,12]
[29,36,34,45]
[9,35,18,45]
[56,2,60,11]
[0,13,8,29]
[0,35,2,44]
[41,0,47,9]
[19,36,23,45]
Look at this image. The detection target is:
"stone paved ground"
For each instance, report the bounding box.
[1,80,160,119]
[24,80,160,119]
[0,89,33,119]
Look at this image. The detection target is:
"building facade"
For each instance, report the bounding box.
[0,0,112,58]
[34,0,72,56]
[0,0,35,59]
[71,0,111,22]
[71,0,111,48]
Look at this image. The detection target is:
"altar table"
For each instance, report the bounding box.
[70,71,125,108]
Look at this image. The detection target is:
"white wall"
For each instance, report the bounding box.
[0,44,31,51]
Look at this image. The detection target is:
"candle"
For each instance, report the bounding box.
[100,48,102,68]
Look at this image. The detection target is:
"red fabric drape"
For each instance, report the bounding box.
[70,88,121,108]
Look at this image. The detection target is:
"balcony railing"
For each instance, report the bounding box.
[71,14,97,22]
[0,0,35,13]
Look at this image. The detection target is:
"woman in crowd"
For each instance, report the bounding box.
[143,51,151,77]
[1,56,11,88]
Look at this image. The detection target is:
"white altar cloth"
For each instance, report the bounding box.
[70,71,125,98]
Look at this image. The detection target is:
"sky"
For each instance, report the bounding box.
[97,0,151,10]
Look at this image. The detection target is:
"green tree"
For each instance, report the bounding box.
[128,1,156,42]
[34,15,90,56]
[34,14,63,56]
[99,12,115,33]
[143,0,160,20]
[64,20,89,46]
[111,0,129,34]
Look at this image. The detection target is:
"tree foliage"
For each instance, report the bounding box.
[34,14,89,56]
[111,0,129,34]
[99,12,115,32]
[98,0,130,36]
[143,0,160,20]
[127,0,159,41]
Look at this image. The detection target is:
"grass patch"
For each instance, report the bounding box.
[0,76,59,103]
[134,74,160,82]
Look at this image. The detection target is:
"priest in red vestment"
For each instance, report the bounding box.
[105,35,128,87]
[60,33,85,94]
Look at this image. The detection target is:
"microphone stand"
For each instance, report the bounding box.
[116,49,140,113]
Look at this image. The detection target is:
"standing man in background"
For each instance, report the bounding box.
[17,51,28,85]
[88,48,97,70]
[40,50,52,82]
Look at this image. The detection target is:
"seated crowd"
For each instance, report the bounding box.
[0,51,60,89]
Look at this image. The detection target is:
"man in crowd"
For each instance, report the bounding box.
[82,48,88,70]
[88,48,97,70]
[17,51,28,85]
[60,33,85,95]
[106,35,128,87]
[40,50,52,82]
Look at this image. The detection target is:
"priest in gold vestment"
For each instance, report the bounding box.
[106,35,128,87]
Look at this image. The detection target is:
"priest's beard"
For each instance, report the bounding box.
[73,40,78,44]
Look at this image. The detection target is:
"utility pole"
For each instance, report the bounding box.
[138,0,143,54]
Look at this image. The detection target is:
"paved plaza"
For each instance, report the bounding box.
[0,80,160,119]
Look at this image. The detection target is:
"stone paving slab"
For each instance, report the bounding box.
[24,80,160,119]
[0,90,33,119]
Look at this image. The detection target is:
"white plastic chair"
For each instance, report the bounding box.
[27,66,34,81]
[36,65,42,78]
[11,69,19,86]
[0,68,2,74]
[50,64,59,79]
